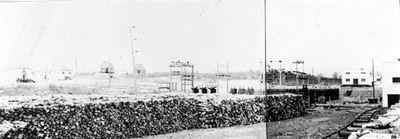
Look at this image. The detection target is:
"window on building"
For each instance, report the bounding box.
[361,72,366,74]
[377,78,381,82]
[393,77,400,83]
[346,79,350,82]
[69,72,71,75]
[62,72,64,74]
[361,78,366,82]
[345,72,350,75]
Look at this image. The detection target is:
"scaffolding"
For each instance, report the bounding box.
[169,61,194,93]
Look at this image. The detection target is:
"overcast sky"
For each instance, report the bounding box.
[0,0,399,76]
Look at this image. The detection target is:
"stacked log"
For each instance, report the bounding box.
[0,94,306,138]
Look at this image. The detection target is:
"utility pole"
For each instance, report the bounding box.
[260,61,263,92]
[129,26,138,93]
[226,61,229,94]
[279,60,282,86]
[181,62,183,91]
[312,67,314,76]
[74,57,77,84]
[181,61,194,93]
[74,58,77,74]
[293,60,304,90]
[216,60,230,94]
[372,59,375,102]
[169,62,173,92]
[181,63,186,93]
[302,61,305,85]
[312,67,314,86]
[192,64,194,90]
[217,60,220,94]
[263,0,268,138]
[296,63,298,89]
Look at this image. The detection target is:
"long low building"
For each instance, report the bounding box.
[382,60,400,107]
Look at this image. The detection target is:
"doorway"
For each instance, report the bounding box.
[387,94,400,107]
[353,79,359,85]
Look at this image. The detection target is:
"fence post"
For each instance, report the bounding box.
[329,96,331,109]
[308,93,311,108]
[314,90,316,105]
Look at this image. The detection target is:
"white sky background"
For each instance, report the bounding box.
[0,0,399,76]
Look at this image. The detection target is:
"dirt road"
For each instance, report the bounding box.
[140,107,365,139]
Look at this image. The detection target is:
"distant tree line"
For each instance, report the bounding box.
[265,69,341,86]
[146,70,341,86]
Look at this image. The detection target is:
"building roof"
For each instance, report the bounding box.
[49,66,73,71]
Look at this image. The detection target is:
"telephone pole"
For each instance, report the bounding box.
[372,59,375,101]
[293,60,304,90]
[216,60,230,94]
[74,57,77,84]
[263,0,268,138]
[217,60,219,93]
[129,26,138,93]
[312,67,314,85]
[226,61,229,94]
[279,60,282,86]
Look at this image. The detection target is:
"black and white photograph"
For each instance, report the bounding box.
[1,0,400,138]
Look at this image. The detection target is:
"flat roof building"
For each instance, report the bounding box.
[342,69,381,87]
[381,60,400,107]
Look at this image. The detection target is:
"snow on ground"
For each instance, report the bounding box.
[0,91,293,110]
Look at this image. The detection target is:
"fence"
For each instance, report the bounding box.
[230,87,339,107]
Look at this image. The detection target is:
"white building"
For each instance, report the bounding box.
[342,69,382,87]
[382,61,400,107]
[44,66,74,81]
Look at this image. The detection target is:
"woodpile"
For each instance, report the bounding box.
[0,94,306,138]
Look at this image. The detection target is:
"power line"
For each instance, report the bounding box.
[26,27,46,65]
[11,4,43,52]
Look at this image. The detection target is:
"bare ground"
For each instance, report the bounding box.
[139,107,366,139]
